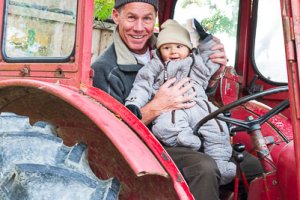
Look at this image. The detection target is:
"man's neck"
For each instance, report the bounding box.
[132,48,151,65]
[129,45,149,55]
[113,30,156,65]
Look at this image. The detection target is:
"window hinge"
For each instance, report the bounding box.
[283,16,296,62]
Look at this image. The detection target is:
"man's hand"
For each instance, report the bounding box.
[208,36,228,88]
[140,77,196,125]
[153,77,196,111]
[210,36,228,66]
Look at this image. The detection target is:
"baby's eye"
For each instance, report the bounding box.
[163,46,169,50]
[177,45,184,48]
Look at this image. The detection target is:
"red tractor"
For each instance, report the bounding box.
[0,0,299,199]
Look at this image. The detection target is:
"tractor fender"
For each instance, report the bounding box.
[0,79,193,200]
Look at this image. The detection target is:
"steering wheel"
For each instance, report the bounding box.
[193,86,289,135]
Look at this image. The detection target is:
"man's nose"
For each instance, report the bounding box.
[133,19,144,31]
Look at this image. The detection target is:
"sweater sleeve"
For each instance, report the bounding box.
[92,57,126,104]
[197,35,220,79]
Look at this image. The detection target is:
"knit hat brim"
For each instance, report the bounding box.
[156,19,193,50]
[114,0,158,10]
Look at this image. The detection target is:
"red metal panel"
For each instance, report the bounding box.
[0,0,3,62]
[277,141,298,200]
[214,66,241,106]
[236,0,252,87]
[248,172,282,200]
[0,0,95,89]
[292,1,300,84]
[282,0,300,199]
[158,0,174,25]
[76,0,94,87]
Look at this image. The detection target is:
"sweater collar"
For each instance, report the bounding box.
[113,28,157,70]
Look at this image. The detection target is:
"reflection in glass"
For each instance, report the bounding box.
[254,0,287,83]
[4,0,77,58]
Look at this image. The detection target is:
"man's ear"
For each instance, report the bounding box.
[112,8,120,25]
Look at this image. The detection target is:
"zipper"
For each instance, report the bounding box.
[203,100,224,132]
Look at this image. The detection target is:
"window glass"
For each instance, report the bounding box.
[3,0,77,59]
[254,0,287,83]
[174,0,239,67]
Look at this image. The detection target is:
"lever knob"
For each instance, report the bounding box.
[234,153,244,163]
[233,143,245,153]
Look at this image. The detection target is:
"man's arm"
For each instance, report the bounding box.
[92,59,126,104]
[140,77,196,125]
[206,37,228,94]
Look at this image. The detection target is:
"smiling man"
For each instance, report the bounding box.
[112,2,156,54]
[92,0,158,104]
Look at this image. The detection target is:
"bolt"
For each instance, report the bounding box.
[20,66,30,76]
[161,151,170,161]
[54,68,64,77]
[247,116,254,121]
[177,173,183,182]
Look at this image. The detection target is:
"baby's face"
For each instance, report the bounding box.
[159,43,190,62]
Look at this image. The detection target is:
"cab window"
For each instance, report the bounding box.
[2,0,77,62]
[173,0,240,67]
[253,0,287,83]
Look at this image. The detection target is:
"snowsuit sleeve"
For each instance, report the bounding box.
[190,35,221,90]
[125,55,163,108]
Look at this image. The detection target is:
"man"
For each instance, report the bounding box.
[92,1,263,199]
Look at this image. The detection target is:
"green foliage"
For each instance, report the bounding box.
[201,10,235,36]
[181,0,203,8]
[94,0,114,21]
[179,0,238,37]
[200,0,239,37]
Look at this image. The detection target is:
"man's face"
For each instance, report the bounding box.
[160,43,190,62]
[112,2,156,54]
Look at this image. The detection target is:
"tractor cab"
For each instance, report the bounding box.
[0,0,299,199]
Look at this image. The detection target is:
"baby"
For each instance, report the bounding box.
[125,19,235,185]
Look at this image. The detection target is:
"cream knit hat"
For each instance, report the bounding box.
[156,19,193,50]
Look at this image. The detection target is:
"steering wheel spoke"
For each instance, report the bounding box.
[193,86,289,134]
[216,115,250,129]
[256,99,290,125]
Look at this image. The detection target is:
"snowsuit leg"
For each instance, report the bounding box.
[197,101,236,185]
[152,109,201,151]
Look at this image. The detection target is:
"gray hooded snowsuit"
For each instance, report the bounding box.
[125,37,236,185]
